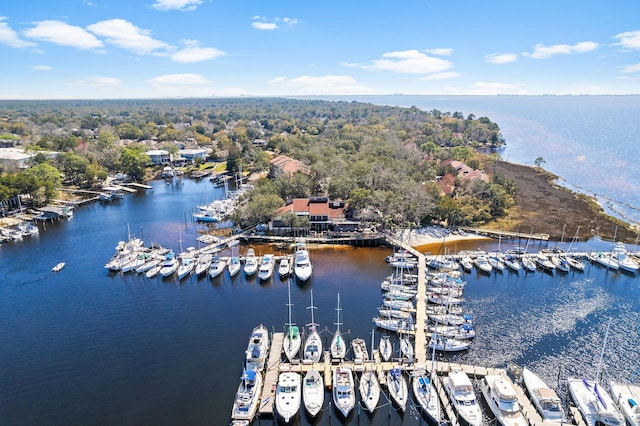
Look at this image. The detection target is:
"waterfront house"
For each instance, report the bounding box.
[146,149,171,166]
[271,197,359,233]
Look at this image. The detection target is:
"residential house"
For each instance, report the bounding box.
[269,154,311,178]
[272,197,359,233]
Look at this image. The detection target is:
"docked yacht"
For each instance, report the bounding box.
[243,248,258,276]
[257,254,274,281]
[227,256,241,277]
[522,367,566,424]
[332,366,355,418]
[293,241,313,282]
[245,324,269,371]
[230,369,263,424]
[194,253,212,276]
[444,369,483,426]
[278,257,291,278]
[412,368,441,424]
[302,369,324,418]
[481,374,527,426]
[275,371,301,424]
[208,255,226,278]
[473,255,492,274]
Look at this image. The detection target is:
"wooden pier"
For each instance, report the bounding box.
[258,332,284,416]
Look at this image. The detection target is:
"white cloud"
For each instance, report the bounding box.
[620,63,640,73]
[148,73,215,96]
[613,30,640,50]
[252,22,278,31]
[32,65,52,71]
[268,75,374,95]
[364,49,453,75]
[524,41,598,59]
[251,16,298,31]
[485,53,518,64]
[24,20,103,50]
[171,40,225,63]
[151,0,202,11]
[420,71,460,80]
[426,48,453,56]
[0,17,36,48]
[67,76,121,87]
[87,19,170,55]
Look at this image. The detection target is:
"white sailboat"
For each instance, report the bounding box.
[330,293,346,360]
[412,367,441,424]
[359,329,380,414]
[230,369,263,424]
[275,371,301,424]
[379,334,393,362]
[332,365,355,418]
[609,380,640,426]
[568,318,625,426]
[303,290,323,363]
[283,282,301,362]
[244,324,269,372]
[387,367,409,412]
[302,368,324,418]
[522,367,566,423]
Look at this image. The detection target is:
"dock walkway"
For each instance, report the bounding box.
[258,331,283,416]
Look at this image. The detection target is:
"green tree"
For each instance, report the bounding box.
[21,163,61,205]
[534,156,546,168]
[119,148,150,181]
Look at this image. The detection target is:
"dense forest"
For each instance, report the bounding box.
[0,98,514,228]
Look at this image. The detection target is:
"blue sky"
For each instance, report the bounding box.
[1,0,639,99]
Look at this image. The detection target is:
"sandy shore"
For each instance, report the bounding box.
[392,228,492,252]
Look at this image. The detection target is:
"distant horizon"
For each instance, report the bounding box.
[1,1,639,99]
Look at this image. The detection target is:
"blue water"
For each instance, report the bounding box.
[2,97,640,425]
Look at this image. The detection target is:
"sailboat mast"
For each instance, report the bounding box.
[335,293,342,334]
[596,317,612,383]
[307,290,318,331]
[286,282,295,337]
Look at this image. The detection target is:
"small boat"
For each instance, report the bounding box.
[275,371,301,424]
[488,254,505,271]
[332,366,355,418]
[245,324,269,371]
[481,374,527,426]
[373,317,415,333]
[359,330,380,413]
[378,307,413,320]
[192,209,221,222]
[136,257,161,274]
[230,369,263,424]
[550,255,571,272]
[145,263,162,278]
[331,293,347,360]
[564,255,586,271]
[609,381,640,426]
[474,255,492,274]
[293,240,313,282]
[283,283,301,362]
[429,335,470,352]
[351,338,369,363]
[613,242,640,273]
[535,254,556,272]
[427,323,476,340]
[208,255,226,278]
[412,369,441,424]
[387,368,409,412]
[257,254,274,281]
[243,248,258,276]
[522,367,567,423]
[303,290,323,363]
[51,262,65,272]
[503,254,522,273]
[399,335,413,359]
[444,369,483,426]
[227,256,241,277]
[428,313,471,326]
[177,254,195,280]
[194,253,212,276]
[460,256,474,272]
[160,255,179,278]
[521,256,537,272]
[278,257,291,278]
[302,368,324,418]
[382,298,414,311]
[379,335,393,362]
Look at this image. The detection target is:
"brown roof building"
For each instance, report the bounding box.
[270,154,311,178]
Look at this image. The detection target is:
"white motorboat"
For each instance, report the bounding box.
[481,374,527,426]
[243,248,258,276]
[379,334,393,362]
[550,255,571,272]
[177,253,195,280]
[444,369,483,426]
[373,317,415,333]
[283,283,301,362]
[227,256,241,277]
[568,377,624,426]
[230,369,263,424]
[293,240,313,282]
[245,324,269,371]
[52,262,65,272]
[351,338,369,363]
[145,263,162,278]
[302,369,324,418]
[503,254,522,273]
[275,371,301,424]
[378,307,413,320]
[387,367,409,412]
[563,255,585,271]
[460,256,474,272]
[332,366,355,418]
[613,242,640,273]
[474,255,492,274]
[522,367,566,423]
[428,335,470,352]
[330,293,347,360]
[208,255,226,278]
[535,253,556,272]
[278,257,291,278]
[609,381,640,426]
[135,257,161,274]
[303,290,323,363]
[521,256,537,272]
[160,256,179,278]
[412,369,441,424]
[428,313,471,326]
[427,323,476,340]
[488,254,505,271]
[257,254,274,281]
[194,253,212,276]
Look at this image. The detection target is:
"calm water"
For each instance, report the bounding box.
[2,176,640,425]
